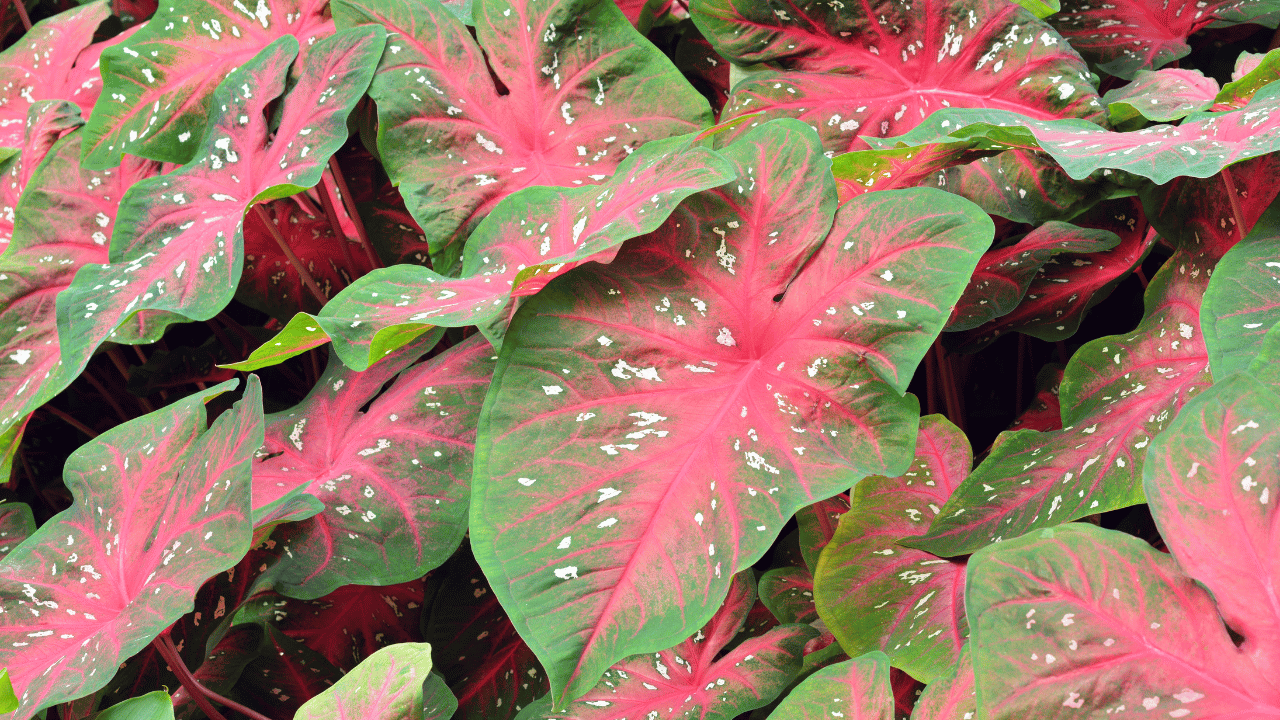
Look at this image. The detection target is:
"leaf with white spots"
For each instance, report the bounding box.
[1144,372,1280,681]
[0,1,113,151]
[470,120,991,704]
[946,197,1153,352]
[1199,200,1280,377]
[228,624,344,716]
[57,29,385,376]
[692,0,1102,155]
[909,645,976,720]
[813,416,969,684]
[759,567,819,625]
[830,141,1002,202]
[0,377,263,720]
[523,573,815,720]
[1049,0,1280,80]
[1214,48,1280,110]
[0,503,33,557]
[294,642,441,720]
[966,523,1279,716]
[80,0,333,168]
[231,135,736,372]
[254,333,493,599]
[1102,69,1218,127]
[947,220,1120,332]
[795,493,848,574]
[881,83,1280,183]
[422,545,548,720]
[333,0,712,270]
[911,249,1213,556]
[0,119,161,475]
[766,651,893,720]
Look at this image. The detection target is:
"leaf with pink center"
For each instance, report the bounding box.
[767,651,893,720]
[813,416,968,683]
[470,120,991,703]
[1201,208,1280,377]
[1008,364,1065,432]
[796,494,847,573]
[910,250,1213,557]
[946,197,1153,352]
[0,377,263,720]
[294,643,443,720]
[0,100,86,249]
[333,0,712,270]
[0,120,161,464]
[0,502,33,557]
[910,646,976,720]
[58,29,385,371]
[0,2,111,150]
[1214,49,1280,110]
[692,0,1102,155]
[1144,372,1280,680]
[229,135,736,372]
[830,143,1003,201]
[966,523,1279,715]
[81,0,333,167]
[759,567,818,625]
[946,221,1120,332]
[520,573,815,720]
[253,333,494,598]
[1103,69,1219,127]
[1049,0,1280,79]
[233,623,343,715]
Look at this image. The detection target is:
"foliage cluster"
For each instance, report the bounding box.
[0,0,1277,717]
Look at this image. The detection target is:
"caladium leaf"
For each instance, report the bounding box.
[946,197,1153,352]
[81,0,333,168]
[766,652,893,720]
[231,135,736,372]
[235,624,343,715]
[0,122,161,460]
[0,502,33,556]
[911,250,1213,556]
[795,494,847,573]
[58,29,385,369]
[909,645,976,720]
[0,377,263,719]
[470,120,991,703]
[524,574,815,720]
[693,0,1102,155]
[759,567,818,625]
[253,333,493,598]
[1201,207,1280,377]
[1143,372,1280,679]
[813,416,968,684]
[1049,0,1280,80]
[966,523,1279,716]
[0,100,86,251]
[423,545,548,720]
[1008,364,1065,432]
[294,643,437,720]
[333,0,712,270]
[1214,48,1280,110]
[95,692,174,720]
[172,622,263,718]
[1102,69,1218,127]
[830,142,1002,202]
[946,221,1121,332]
[881,85,1280,183]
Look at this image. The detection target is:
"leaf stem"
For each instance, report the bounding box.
[252,204,329,307]
[923,344,938,416]
[152,633,230,720]
[8,0,30,31]
[42,406,97,439]
[106,348,154,413]
[313,182,359,270]
[327,156,383,269]
[80,367,130,423]
[1220,166,1247,243]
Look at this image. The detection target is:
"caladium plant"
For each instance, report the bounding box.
[0,0,1278,717]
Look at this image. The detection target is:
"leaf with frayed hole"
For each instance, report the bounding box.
[814,416,969,683]
[0,377,262,720]
[333,0,712,270]
[470,120,990,704]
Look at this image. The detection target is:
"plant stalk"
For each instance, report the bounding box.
[80,368,130,423]
[252,204,329,307]
[313,182,359,270]
[9,0,30,31]
[1219,167,1248,243]
[44,406,97,438]
[152,633,230,720]
[327,156,383,269]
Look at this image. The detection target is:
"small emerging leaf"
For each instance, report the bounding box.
[294,643,437,720]
[93,692,174,720]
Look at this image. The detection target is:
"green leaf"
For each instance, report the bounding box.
[1102,68,1218,127]
[92,692,174,720]
[0,669,16,714]
[1200,199,1280,378]
[1216,48,1280,109]
[1010,0,1060,17]
[765,652,893,720]
[294,643,437,720]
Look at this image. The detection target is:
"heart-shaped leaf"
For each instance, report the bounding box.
[333,0,712,269]
[1009,364,1065,432]
[294,642,439,720]
[470,120,991,703]
[58,29,385,372]
[521,573,815,720]
[1144,372,1280,679]
[254,333,493,598]
[909,646,976,720]
[1049,0,1279,79]
[759,567,818,625]
[1102,69,1218,126]
[230,134,736,372]
[0,378,262,719]
[0,503,33,557]
[766,652,893,720]
[1201,207,1280,378]
[947,221,1121,332]
[1215,48,1280,110]
[911,249,1213,556]
[81,0,333,167]
[234,624,343,715]
[693,0,1102,153]
[795,494,847,573]
[966,523,1278,715]
[814,416,969,683]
